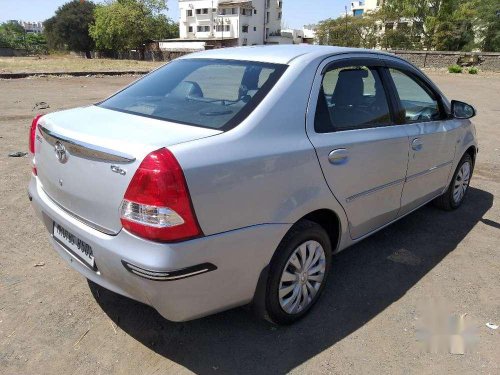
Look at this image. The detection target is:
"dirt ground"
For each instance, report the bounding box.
[0,71,499,375]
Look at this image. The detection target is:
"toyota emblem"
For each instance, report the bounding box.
[54,141,68,163]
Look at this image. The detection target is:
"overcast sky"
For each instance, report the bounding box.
[0,0,347,29]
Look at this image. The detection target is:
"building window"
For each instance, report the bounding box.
[266,12,270,23]
[278,12,282,19]
[212,8,217,13]
[204,25,210,31]
[202,8,208,14]
[231,7,237,14]
[278,1,283,8]
[216,25,230,32]
[242,25,249,33]
[266,0,270,8]
[254,26,257,31]
[254,9,257,14]
[188,26,193,32]
[353,9,364,17]
[196,9,201,14]
[187,9,193,17]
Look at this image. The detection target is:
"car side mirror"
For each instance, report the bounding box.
[451,100,476,119]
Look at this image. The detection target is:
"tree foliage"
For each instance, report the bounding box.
[0,21,47,54]
[43,0,96,55]
[317,0,499,52]
[89,0,178,52]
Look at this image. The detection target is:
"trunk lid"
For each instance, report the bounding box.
[35,105,221,234]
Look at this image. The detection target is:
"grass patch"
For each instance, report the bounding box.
[448,65,463,73]
[468,67,479,74]
[0,55,164,73]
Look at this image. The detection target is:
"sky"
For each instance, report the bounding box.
[0,0,347,29]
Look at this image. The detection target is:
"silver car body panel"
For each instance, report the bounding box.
[29,45,477,321]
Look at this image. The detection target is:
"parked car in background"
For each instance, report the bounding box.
[28,45,477,324]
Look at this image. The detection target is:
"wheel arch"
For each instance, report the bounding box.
[465,145,477,167]
[299,209,342,253]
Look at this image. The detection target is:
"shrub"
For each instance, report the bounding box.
[448,65,463,73]
[468,67,478,74]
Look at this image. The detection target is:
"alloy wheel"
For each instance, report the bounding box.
[278,240,326,314]
[453,161,471,204]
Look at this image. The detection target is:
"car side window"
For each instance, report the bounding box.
[315,65,392,133]
[388,68,442,123]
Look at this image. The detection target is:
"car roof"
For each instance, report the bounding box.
[179,45,394,65]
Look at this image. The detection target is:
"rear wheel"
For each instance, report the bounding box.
[434,153,473,210]
[265,220,332,325]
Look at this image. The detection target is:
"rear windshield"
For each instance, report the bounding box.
[99,59,287,131]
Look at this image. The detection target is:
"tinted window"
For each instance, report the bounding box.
[315,66,391,133]
[389,68,441,123]
[99,59,286,130]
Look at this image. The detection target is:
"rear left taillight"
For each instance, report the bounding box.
[120,148,202,242]
[29,114,43,175]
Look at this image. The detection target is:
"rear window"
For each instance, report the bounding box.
[99,59,287,131]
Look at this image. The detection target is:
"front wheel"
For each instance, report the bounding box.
[265,220,332,325]
[434,153,473,210]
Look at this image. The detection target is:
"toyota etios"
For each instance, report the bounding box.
[29,45,477,324]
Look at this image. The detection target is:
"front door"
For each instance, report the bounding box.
[306,58,409,239]
[385,67,459,215]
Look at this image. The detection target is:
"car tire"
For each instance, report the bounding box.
[433,153,473,211]
[265,220,332,325]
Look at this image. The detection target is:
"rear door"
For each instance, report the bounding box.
[384,65,459,215]
[306,56,409,239]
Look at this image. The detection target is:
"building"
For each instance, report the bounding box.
[9,20,44,33]
[350,0,383,17]
[177,0,283,48]
[266,28,317,45]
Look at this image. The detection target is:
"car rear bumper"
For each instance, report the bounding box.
[29,176,291,321]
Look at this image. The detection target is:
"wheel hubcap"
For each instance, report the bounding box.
[453,161,471,204]
[278,240,326,314]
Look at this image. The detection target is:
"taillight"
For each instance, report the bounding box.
[120,148,202,242]
[29,114,43,154]
[30,114,43,176]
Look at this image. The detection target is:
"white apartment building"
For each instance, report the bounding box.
[9,20,44,33]
[350,0,383,17]
[178,0,283,47]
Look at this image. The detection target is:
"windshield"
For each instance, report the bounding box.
[99,59,287,131]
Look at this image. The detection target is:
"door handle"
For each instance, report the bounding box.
[411,138,423,151]
[328,148,348,165]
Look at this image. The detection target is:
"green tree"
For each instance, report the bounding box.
[43,0,96,57]
[316,15,379,49]
[0,21,26,48]
[469,0,500,52]
[0,21,48,54]
[89,0,178,54]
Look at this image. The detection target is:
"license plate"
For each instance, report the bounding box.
[53,222,95,268]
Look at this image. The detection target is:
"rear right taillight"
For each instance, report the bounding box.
[29,114,43,175]
[120,148,202,242]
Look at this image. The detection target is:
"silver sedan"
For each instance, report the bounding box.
[28,45,477,324]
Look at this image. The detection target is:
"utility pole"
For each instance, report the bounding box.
[345,5,348,47]
[211,0,214,37]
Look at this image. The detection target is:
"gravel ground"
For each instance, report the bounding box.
[0,72,498,375]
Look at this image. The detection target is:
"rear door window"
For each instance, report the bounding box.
[99,59,286,130]
[315,65,392,132]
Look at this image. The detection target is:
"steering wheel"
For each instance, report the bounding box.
[416,107,436,121]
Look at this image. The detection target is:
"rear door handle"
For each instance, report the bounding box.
[328,148,349,165]
[411,138,423,151]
